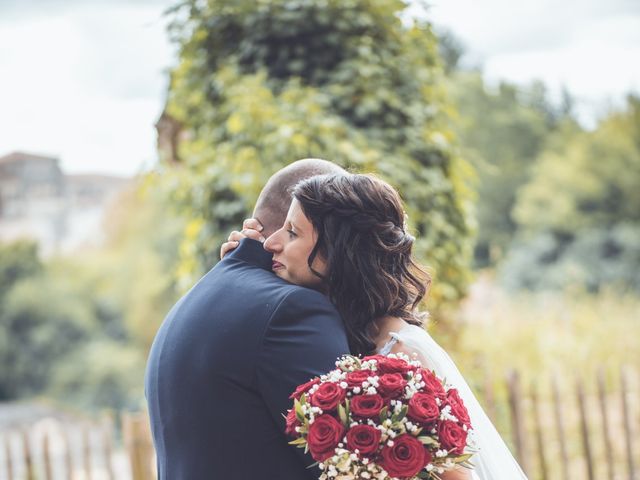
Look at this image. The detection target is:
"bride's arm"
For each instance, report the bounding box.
[389,342,473,480]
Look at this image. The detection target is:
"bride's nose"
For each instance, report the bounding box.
[263,231,282,253]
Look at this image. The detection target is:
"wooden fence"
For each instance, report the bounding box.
[1,365,638,479]
[0,412,154,480]
[481,365,639,480]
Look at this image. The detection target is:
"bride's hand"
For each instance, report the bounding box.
[219,218,265,259]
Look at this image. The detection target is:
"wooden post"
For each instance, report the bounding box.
[102,414,116,480]
[551,375,569,480]
[137,412,155,480]
[82,424,92,480]
[61,428,74,480]
[576,379,595,480]
[530,382,548,480]
[483,368,497,423]
[21,429,34,480]
[621,367,636,480]
[42,430,53,480]
[4,432,14,480]
[597,368,616,480]
[507,370,529,476]
[123,412,142,480]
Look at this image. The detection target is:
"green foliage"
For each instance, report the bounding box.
[514,97,640,233]
[100,183,183,350]
[0,240,42,300]
[163,0,474,310]
[0,265,97,399]
[501,95,640,291]
[50,339,146,411]
[447,72,556,266]
[0,181,182,409]
[500,225,640,291]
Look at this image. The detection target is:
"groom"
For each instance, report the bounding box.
[145,159,349,479]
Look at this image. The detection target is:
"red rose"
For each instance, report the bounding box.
[345,370,371,389]
[446,389,472,429]
[407,392,440,427]
[345,424,381,456]
[310,382,346,411]
[438,420,468,455]
[377,357,413,375]
[290,377,321,400]
[285,408,300,436]
[419,369,446,400]
[362,354,386,363]
[377,373,407,399]
[307,415,345,461]
[350,394,385,419]
[380,434,429,478]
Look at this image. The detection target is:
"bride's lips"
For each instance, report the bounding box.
[272,260,284,271]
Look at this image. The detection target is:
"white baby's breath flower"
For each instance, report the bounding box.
[440,405,458,422]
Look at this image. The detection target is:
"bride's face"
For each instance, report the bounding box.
[263,199,327,290]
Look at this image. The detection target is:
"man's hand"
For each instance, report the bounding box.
[220,218,265,259]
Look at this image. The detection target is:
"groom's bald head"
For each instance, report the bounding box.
[254,158,345,236]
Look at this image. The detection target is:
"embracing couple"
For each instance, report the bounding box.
[145,159,527,480]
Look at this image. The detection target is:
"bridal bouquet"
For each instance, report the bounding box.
[286,354,475,480]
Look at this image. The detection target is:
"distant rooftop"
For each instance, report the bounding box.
[0,152,131,180]
[0,151,59,165]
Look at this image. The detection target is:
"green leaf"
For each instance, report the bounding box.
[288,437,307,448]
[379,406,389,423]
[391,404,408,423]
[452,453,474,464]
[294,398,305,423]
[338,403,348,426]
[418,436,439,447]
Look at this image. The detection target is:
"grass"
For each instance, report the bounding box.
[431,280,640,479]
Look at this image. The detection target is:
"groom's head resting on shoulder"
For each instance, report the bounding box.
[253,158,345,237]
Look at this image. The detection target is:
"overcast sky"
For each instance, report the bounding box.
[0,0,638,177]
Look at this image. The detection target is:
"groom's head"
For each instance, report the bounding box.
[253,158,345,237]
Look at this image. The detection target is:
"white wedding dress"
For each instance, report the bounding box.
[378,324,528,480]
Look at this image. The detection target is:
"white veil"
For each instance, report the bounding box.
[389,325,529,480]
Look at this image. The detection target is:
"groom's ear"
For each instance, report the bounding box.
[252,207,287,238]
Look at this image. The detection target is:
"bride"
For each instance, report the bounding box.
[221,172,528,480]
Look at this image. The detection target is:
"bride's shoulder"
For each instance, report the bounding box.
[387,323,431,367]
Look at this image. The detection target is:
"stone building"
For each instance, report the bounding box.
[0,151,130,255]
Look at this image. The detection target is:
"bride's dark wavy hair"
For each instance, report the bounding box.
[292,173,430,356]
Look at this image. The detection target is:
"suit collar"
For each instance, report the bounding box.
[226,238,272,271]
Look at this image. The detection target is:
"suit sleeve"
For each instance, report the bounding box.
[255,288,349,474]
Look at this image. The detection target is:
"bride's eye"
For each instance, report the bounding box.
[287,229,297,239]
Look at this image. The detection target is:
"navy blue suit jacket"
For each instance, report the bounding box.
[145,238,349,479]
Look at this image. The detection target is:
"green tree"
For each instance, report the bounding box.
[0,269,97,399]
[162,0,474,312]
[0,240,41,299]
[502,95,640,291]
[447,72,555,266]
[514,97,640,232]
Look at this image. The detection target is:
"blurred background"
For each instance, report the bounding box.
[0,0,638,479]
